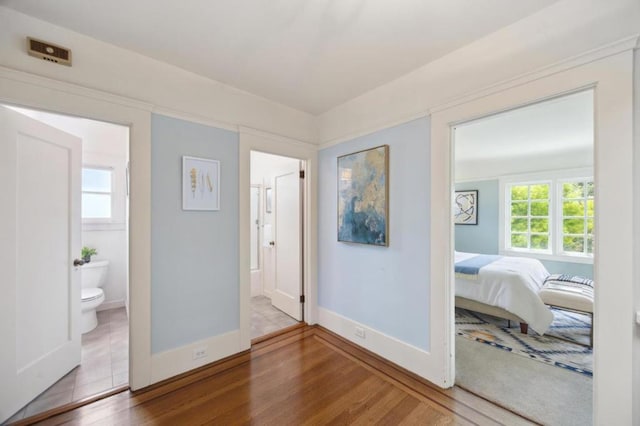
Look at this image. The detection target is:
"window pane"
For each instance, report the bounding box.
[530,201,549,216]
[511,202,528,216]
[530,234,548,250]
[511,233,527,248]
[564,236,585,253]
[82,193,111,218]
[563,218,584,234]
[586,181,595,197]
[587,218,594,233]
[530,218,548,233]
[563,200,584,216]
[82,168,112,193]
[511,218,527,232]
[563,182,584,198]
[511,186,528,201]
[586,199,594,217]
[530,184,549,200]
[587,236,594,254]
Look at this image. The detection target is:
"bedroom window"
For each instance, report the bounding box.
[507,183,551,251]
[500,171,594,263]
[560,179,594,255]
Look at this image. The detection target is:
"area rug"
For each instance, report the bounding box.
[456,308,592,376]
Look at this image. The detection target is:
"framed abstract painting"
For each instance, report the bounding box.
[337,145,389,246]
[454,190,478,225]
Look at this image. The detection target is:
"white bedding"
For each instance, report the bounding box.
[455,251,554,335]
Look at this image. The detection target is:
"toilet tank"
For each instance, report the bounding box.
[81,260,109,289]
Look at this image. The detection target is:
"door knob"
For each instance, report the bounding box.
[269,241,275,246]
[73,259,85,267]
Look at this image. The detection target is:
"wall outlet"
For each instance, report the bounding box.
[193,347,207,360]
[355,326,366,339]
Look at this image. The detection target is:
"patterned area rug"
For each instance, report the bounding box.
[456,308,592,377]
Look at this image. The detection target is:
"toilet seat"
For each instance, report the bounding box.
[82,287,104,302]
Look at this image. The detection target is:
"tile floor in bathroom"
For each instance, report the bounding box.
[251,295,299,339]
[7,307,129,423]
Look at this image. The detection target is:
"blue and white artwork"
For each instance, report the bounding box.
[337,145,389,246]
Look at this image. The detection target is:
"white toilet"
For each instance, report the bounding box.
[81,260,109,334]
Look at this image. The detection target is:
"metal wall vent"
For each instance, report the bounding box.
[27,37,72,66]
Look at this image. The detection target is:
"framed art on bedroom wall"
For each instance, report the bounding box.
[454,190,478,225]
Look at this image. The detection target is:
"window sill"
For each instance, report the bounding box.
[83,222,126,232]
[499,249,593,265]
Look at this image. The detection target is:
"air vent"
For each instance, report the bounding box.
[27,37,72,66]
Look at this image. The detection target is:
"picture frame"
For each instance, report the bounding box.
[182,156,220,211]
[265,187,273,213]
[454,190,478,225]
[337,145,389,246]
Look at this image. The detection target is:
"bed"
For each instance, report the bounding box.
[455,251,554,335]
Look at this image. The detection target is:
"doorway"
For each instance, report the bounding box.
[1,105,130,423]
[249,151,304,340]
[451,90,594,424]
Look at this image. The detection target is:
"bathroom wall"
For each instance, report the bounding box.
[8,107,130,309]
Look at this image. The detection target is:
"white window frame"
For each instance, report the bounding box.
[82,152,127,231]
[82,165,114,222]
[499,168,593,264]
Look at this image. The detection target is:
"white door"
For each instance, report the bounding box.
[271,166,303,321]
[0,107,82,422]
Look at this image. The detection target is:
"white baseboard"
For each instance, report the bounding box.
[318,307,437,383]
[97,299,125,312]
[150,330,241,384]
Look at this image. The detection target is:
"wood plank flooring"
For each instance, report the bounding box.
[16,326,537,426]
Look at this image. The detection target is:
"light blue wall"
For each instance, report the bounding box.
[318,117,431,350]
[454,179,593,279]
[151,114,239,354]
[455,180,499,255]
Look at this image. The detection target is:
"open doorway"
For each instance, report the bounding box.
[1,105,130,423]
[451,90,594,424]
[249,151,304,340]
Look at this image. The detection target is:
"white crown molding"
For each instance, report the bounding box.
[239,125,318,150]
[153,105,239,133]
[318,34,639,149]
[431,34,640,116]
[0,65,153,112]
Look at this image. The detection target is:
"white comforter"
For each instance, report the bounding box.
[455,251,554,335]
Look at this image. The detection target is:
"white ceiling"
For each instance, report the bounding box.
[454,90,594,180]
[1,0,559,114]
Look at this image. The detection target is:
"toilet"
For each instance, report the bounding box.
[81,260,109,334]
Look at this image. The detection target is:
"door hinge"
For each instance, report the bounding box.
[299,170,305,179]
[300,295,305,303]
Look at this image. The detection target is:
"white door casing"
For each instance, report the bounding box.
[271,167,303,321]
[0,107,82,422]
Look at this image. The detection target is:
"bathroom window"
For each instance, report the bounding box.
[82,167,113,220]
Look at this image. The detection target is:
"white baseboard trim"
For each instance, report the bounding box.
[150,330,241,384]
[97,300,125,312]
[318,307,437,383]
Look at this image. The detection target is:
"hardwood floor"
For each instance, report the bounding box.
[16,326,537,426]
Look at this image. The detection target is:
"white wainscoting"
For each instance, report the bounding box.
[318,307,438,382]
[150,330,241,384]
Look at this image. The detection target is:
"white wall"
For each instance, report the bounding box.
[9,107,129,310]
[0,6,316,144]
[317,0,640,146]
[633,47,640,426]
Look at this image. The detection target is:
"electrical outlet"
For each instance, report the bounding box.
[355,327,366,339]
[193,347,207,360]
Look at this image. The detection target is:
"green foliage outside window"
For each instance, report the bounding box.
[509,183,550,251]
